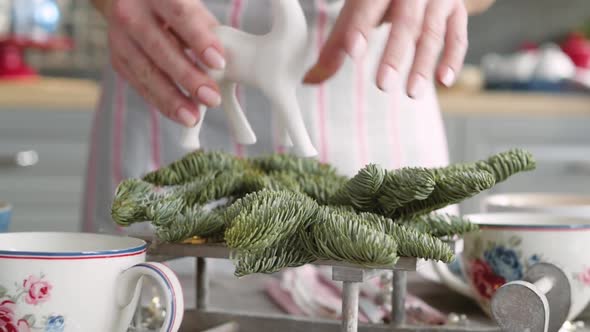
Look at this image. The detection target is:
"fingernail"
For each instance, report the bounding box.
[303,64,328,84]
[197,86,221,107]
[408,75,426,99]
[202,47,226,70]
[347,31,367,59]
[441,67,456,87]
[377,65,397,92]
[178,108,197,127]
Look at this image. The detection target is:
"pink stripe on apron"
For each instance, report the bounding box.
[229,0,246,157]
[112,75,127,234]
[315,0,329,163]
[355,58,368,168]
[149,106,161,170]
[83,79,107,232]
[112,74,126,185]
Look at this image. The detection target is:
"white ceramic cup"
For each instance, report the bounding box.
[435,213,590,321]
[0,232,184,332]
[484,193,590,217]
[434,194,590,286]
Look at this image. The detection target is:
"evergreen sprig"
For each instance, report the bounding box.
[405,213,479,238]
[155,205,226,243]
[224,190,319,251]
[111,148,536,277]
[231,235,315,277]
[302,206,399,267]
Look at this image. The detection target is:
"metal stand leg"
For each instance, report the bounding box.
[391,270,407,326]
[342,281,360,332]
[197,257,209,310]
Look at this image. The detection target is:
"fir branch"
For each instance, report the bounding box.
[145,194,186,227]
[377,168,436,217]
[405,213,479,238]
[330,164,386,211]
[265,171,302,192]
[143,150,247,186]
[231,235,315,277]
[224,190,319,251]
[155,205,226,243]
[394,169,495,218]
[250,153,339,177]
[386,223,455,263]
[299,173,349,205]
[485,148,536,183]
[433,148,536,184]
[355,212,454,262]
[302,206,399,267]
[111,179,154,226]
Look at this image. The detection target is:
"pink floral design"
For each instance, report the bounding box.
[578,268,590,286]
[0,300,30,332]
[22,276,51,305]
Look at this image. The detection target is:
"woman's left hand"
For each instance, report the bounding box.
[303,0,469,99]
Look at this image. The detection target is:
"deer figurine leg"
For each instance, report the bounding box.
[267,89,317,157]
[219,81,257,145]
[181,105,207,151]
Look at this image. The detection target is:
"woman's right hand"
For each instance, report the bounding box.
[98,0,225,127]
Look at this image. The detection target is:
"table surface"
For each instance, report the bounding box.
[2,77,590,117]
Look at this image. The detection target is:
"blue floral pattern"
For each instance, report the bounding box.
[483,245,523,281]
[44,315,65,332]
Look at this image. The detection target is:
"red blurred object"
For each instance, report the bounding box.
[519,41,540,52]
[561,32,590,69]
[0,36,73,80]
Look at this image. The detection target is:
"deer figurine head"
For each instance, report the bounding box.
[182,0,318,157]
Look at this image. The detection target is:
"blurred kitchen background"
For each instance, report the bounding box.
[1,0,590,233]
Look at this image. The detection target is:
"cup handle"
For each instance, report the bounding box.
[431,260,474,299]
[116,262,185,332]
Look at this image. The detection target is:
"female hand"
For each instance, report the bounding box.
[100,0,226,127]
[304,0,469,99]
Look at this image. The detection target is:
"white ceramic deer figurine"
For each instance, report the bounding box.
[182,0,318,157]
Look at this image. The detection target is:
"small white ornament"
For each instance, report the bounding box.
[182,0,318,157]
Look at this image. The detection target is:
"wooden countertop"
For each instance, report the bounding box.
[0,77,100,110]
[439,90,590,116]
[1,77,589,116]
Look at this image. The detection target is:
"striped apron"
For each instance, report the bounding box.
[81,0,451,235]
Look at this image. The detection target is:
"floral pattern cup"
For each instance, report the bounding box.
[452,213,590,321]
[0,232,184,332]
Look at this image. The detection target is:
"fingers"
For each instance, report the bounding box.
[379,0,468,98]
[436,4,468,87]
[111,2,221,107]
[406,0,454,98]
[377,0,427,93]
[109,31,200,127]
[304,0,390,84]
[148,0,226,70]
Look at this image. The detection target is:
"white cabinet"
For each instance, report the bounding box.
[0,110,92,232]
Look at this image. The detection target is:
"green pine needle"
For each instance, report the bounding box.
[330,164,386,211]
[394,169,495,218]
[405,213,479,238]
[386,223,455,262]
[231,235,315,277]
[143,150,247,186]
[224,190,319,251]
[156,205,226,243]
[376,168,436,217]
[302,206,399,267]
